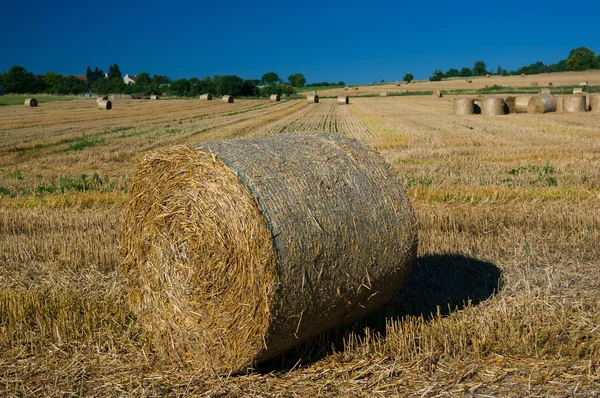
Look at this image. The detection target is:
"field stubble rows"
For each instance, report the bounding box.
[0,96,599,396]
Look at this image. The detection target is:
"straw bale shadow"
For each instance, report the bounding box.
[256,254,501,373]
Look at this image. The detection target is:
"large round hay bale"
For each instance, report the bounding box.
[579,81,588,86]
[121,132,418,374]
[577,92,591,111]
[199,94,212,100]
[453,98,474,115]
[151,95,159,100]
[555,96,564,113]
[563,95,586,113]
[504,95,532,114]
[337,95,349,105]
[222,95,234,103]
[481,98,506,115]
[380,91,388,97]
[466,79,472,83]
[432,90,442,98]
[573,87,583,94]
[24,98,38,107]
[528,94,556,114]
[97,100,112,110]
[589,94,600,113]
[307,94,319,103]
[96,96,108,103]
[486,74,490,78]
[269,94,280,102]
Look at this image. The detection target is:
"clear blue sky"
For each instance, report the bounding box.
[1,0,598,84]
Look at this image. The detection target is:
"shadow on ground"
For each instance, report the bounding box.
[256,253,502,373]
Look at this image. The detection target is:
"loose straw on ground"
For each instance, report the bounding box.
[121,132,418,375]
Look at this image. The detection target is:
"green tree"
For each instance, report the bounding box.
[473,60,487,76]
[3,65,35,93]
[241,79,260,96]
[132,72,151,94]
[459,67,472,77]
[261,72,281,86]
[288,73,306,87]
[403,73,414,82]
[108,63,122,80]
[108,77,125,93]
[170,78,190,96]
[445,69,459,78]
[44,72,61,94]
[217,75,244,96]
[566,47,600,71]
[92,77,109,95]
[429,70,444,81]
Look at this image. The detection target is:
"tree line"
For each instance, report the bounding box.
[0,65,318,97]
[426,47,600,82]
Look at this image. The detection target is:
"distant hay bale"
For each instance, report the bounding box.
[579,81,588,86]
[521,73,526,78]
[199,94,212,100]
[486,74,490,78]
[538,88,551,94]
[24,98,38,107]
[354,87,359,90]
[337,95,349,105]
[395,82,401,86]
[312,90,317,95]
[96,96,108,103]
[151,95,159,100]
[573,87,583,94]
[307,94,319,103]
[269,94,280,102]
[555,96,564,113]
[222,95,234,103]
[410,80,415,84]
[564,95,586,113]
[344,86,349,90]
[121,132,418,374]
[548,82,553,86]
[466,79,472,83]
[530,82,538,87]
[432,90,442,98]
[481,98,506,115]
[453,98,475,115]
[97,100,112,110]
[528,94,557,114]
[380,92,388,97]
[589,94,600,112]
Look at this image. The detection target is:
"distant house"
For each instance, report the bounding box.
[74,75,87,81]
[123,74,137,85]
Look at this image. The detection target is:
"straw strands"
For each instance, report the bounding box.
[573,87,583,94]
[337,96,349,105]
[481,98,506,115]
[222,95,234,103]
[432,90,442,98]
[97,100,112,110]
[24,98,38,107]
[504,95,532,114]
[200,94,212,100]
[528,94,557,114]
[590,94,600,112]
[96,96,108,103]
[380,92,388,97]
[453,98,474,115]
[270,94,281,102]
[307,94,319,103]
[555,96,564,113]
[564,95,586,113]
[150,95,159,100]
[121,133,418,374]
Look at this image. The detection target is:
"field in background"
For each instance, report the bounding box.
[0,93,599,396]
[0,94,77,107]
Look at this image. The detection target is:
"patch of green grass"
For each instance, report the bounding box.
[0,95,77,107]
[406,176,433,188]
[6,170,23,180]
[296,85,346,93]
[67,134,99,151]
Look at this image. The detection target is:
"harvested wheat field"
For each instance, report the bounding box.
[0,95,599,396]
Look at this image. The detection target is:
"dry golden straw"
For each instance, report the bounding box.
[96,96,108,103]
[380,92,387,97]
[573,87,583,94]
[200,94,212,100]
[589,94,600,113]
[538,88,551,94]
[269,94,280,102]
[222,95,234,103]
[555,96,565,113]
[337,96,349,105]
[432,90,442,98]
[121,132,418,375]
[504,95,532,114]
[564,95,587,113]
[97,100,112,110]
[577,92,591,111]
[151,95,159,100]
[530,82,538,87]
[528,94,556,114]
[481,98,506,115]
[24,98,38,107]
[453,98,474,115]
[307,94,319,103]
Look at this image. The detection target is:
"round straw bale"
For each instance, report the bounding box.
[555,96,564,113]
[312,90,317,95]
[344,86,349,90]
[467,79,472,83]
[486,74,490,78]
[337,95,349,105]
[481,98,506,115]
[269,94,280,102]
[222,95,234,103]
[589,94,600,113]
[96,96,108,103]
[527,94,556,114]
[151,95,159,100]
[199,94,212,100]
[121,132,418,374]
[432,90,442,98]
[573,87,583,94]
[307,94,319,103]
[24,98,38,107]
[395,82,401,86]
[530,82,538,87]
[577,92,591,111]
[453,98,474,115]
[563,95,586,113]
[548,82,553,86]
[506,95,533,114]
[97,100,112,110]
[579,81,588,86]
[521,73,526,77]
[380,92,387,97]
[354,87,359,90]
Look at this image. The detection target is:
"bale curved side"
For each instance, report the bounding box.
[307,94,319,103]
[97,100,112,110]
[481,98,506,115]
[564,95,586,113]
[337,96,349,104]
[24,98,38,107]
[199,94,212,100]
[528,94,556,114]
[121,133,418,374]
[270,94,281,102]
[222,95,234,103]
[453,98,474,115]
[555,96,565,113]
[589,94,600,113]
[380,92,387,97]
[150,95,159,100]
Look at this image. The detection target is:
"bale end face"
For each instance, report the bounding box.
[24,98,38,107]
[307,94,319,103]
[97,100,112,110]
[222,95,234,103]
[269,94,281,102]
[337,96,349,105]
